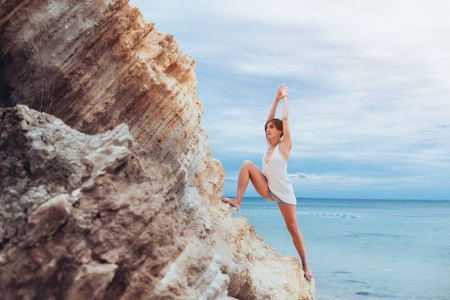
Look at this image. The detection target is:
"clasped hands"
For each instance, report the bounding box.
[275,84,288,101]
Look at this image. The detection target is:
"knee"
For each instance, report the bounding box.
[241,160,254,169]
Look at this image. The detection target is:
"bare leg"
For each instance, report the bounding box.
[221,160,268,210]
[278,204,313,281]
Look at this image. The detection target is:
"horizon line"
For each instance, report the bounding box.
[225,196,450,201]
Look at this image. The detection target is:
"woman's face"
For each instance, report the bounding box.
[266,121,282,139]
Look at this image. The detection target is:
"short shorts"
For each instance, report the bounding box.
[265,188,295,206]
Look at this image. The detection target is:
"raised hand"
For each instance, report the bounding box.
[275,84,288,101]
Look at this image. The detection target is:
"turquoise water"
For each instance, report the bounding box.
[234,198,450,300]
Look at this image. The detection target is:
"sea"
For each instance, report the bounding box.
[233,197,450,300]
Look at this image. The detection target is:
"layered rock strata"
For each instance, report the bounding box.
[1,0,315,298]
[0,0,221,204]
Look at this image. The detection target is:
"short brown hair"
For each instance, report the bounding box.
[265,118,283,138]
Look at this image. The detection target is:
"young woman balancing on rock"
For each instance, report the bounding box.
[221,84,313,281]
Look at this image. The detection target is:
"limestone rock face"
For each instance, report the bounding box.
[1,0,315,299]
[0,106,230,300]
[0,0,222,205]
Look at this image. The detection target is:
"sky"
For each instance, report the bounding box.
[130,0,450,200]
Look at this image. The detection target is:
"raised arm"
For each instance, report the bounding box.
[265,85,285,123]
[276,84,292,160]
[281,96,292,150]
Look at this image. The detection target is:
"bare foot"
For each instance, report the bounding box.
[221,197,241,210]
[303,264,313,281]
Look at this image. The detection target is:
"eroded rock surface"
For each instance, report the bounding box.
[0,106,230,300]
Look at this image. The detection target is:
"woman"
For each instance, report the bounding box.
[221,84,313,281]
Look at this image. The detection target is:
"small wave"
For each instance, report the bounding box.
[356,291,397,298]
[239,209,279,213]
[239,209,366,218]
[307,212,365,219]
[332,271,351,274]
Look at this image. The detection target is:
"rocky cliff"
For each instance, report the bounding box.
[0,105,231,299]
[1,0,315,299]
[0,0,220,205]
